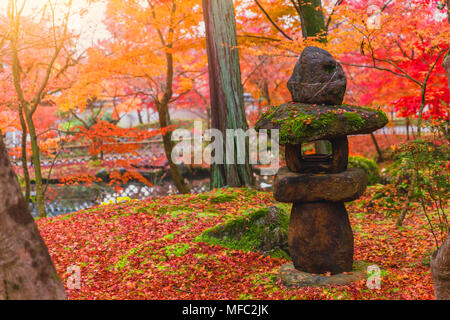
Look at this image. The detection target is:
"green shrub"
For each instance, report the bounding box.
[387,139,449,196]
[386,139,449,245]
[348,155,381,185]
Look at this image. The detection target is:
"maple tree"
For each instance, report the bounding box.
[60,0,206,194]
[332,0,449,124]
[327,0,449,225]
[0,0,81,217]
[235,0,449,122]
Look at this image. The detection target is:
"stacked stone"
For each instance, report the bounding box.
[255,46,388,283]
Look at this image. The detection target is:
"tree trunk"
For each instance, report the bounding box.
[149,0,190,194]
[0,135,66,300]
[262,80,271,106]
[444,53,450,93]
[297,0,327,41]
[157,102,190,194]
[18,109,30,203]
[431,234,450,300]
[137,109,144,125]
[447,0,450,24]
[406,117,410,140]
[24,109,46,218]
[396,170,416,227]
[203,0,254,188]
[370,133,383,161]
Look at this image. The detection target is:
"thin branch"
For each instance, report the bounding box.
[242,56,268,86]
[325,0,344,31]
[237,34,282,42]
[341,61,421,86]
[254,0,293,41]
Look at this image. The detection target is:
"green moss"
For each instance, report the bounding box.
[162,233,175,241]
[112,240,156,271]
[343,112,365,129]
[114,247,141,271]
[197,189,239,204]
[164,243,191,257]
[348,155,381,185]
[256,103,389,144]
[195,207,290,260]
[241,187,259,198]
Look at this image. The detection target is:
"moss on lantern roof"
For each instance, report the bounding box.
[255,102,388,145]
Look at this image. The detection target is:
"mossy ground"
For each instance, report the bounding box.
[195,206,290,259]
[37,187,437,300]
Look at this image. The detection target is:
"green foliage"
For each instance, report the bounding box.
[387,139,449,245]
[388,139,448,197]
[59,112,118,132]
[195,207,290,259]
[59,118,85,132]
[362,184,405,217]
[348,155,381,185]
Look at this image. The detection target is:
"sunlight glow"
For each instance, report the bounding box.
[0,0,109,49]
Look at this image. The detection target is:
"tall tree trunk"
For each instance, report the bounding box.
[0,135,66,300]
[24,109,46,218]
[203,0,254,188]
[18,108,30,203]
[397,52,440,225]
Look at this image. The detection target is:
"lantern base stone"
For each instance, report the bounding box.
[289,202,354,274]
[279,261,368,288]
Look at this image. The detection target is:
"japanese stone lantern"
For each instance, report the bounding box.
[255,47,388,283]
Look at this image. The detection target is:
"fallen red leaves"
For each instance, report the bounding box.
[37,188,436,300]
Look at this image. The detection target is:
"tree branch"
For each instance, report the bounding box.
[254,0,293,41]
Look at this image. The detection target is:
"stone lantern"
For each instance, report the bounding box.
[255,46,388,286]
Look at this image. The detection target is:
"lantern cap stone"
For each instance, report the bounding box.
[287,46,347,105]
[255,102,388,145]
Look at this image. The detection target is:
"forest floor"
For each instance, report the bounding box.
[37,187,437,300]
